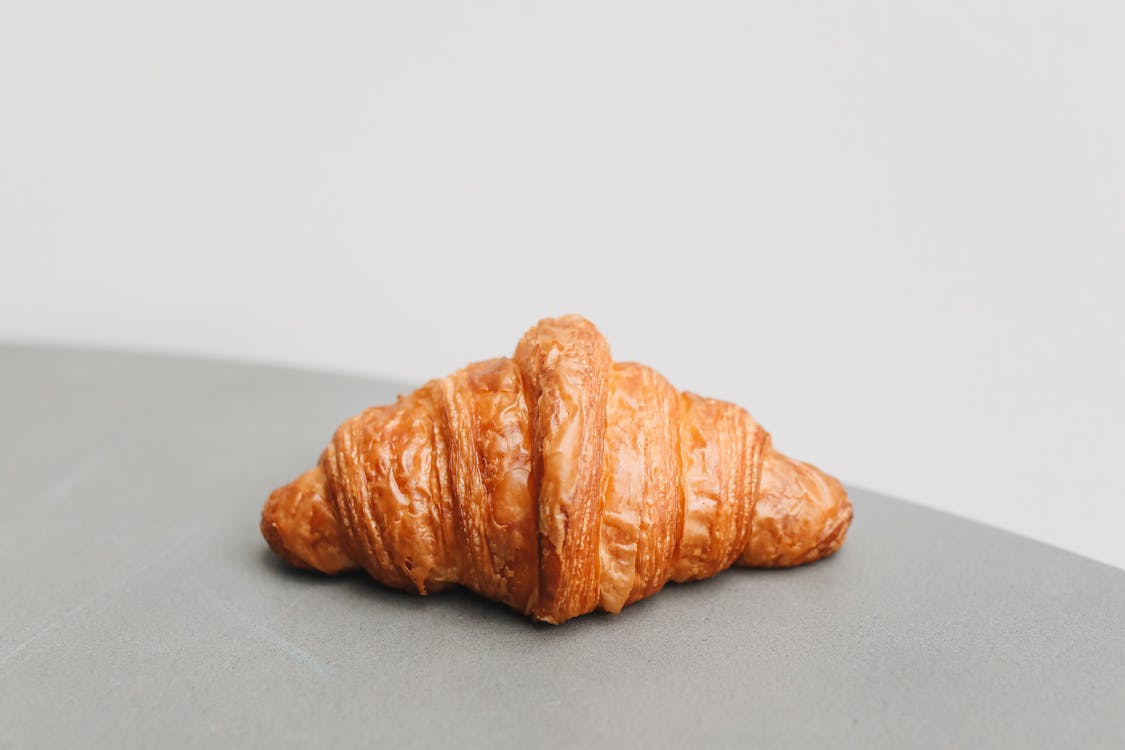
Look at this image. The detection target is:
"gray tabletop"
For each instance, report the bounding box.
[2,346,1123,748]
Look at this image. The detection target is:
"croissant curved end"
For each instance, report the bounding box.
[260,467,356,574]
[737,448,853,568]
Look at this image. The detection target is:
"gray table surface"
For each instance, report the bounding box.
[2,345,1123,748]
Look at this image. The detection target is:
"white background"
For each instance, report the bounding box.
[2,2,1123,569]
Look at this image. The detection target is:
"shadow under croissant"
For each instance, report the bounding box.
[257,546,850,629]
[258,546,548,628]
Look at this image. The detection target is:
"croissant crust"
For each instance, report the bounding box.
[262,315,852,623]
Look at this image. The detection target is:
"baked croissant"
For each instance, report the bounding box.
[262,315,852,624]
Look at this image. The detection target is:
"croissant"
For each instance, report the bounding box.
[261,315,852,624]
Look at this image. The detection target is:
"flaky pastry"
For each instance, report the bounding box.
[262,315,852,623]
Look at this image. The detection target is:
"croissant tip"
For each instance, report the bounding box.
[260,511,313,571]
[737,450,853,569]
[261,470,357,575]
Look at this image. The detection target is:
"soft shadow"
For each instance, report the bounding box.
[257,546,557,629]
[255,548,360,584]
[255,541,840,629]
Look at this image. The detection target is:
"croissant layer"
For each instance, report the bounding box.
[262,315,852,623]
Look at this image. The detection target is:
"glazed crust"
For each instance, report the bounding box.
[261,315,853,623]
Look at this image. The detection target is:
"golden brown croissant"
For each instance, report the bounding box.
[261,315,852,623]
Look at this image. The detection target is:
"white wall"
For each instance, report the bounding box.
[3,1,1123,569]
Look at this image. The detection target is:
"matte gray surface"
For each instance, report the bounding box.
[2,346,1123,748]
